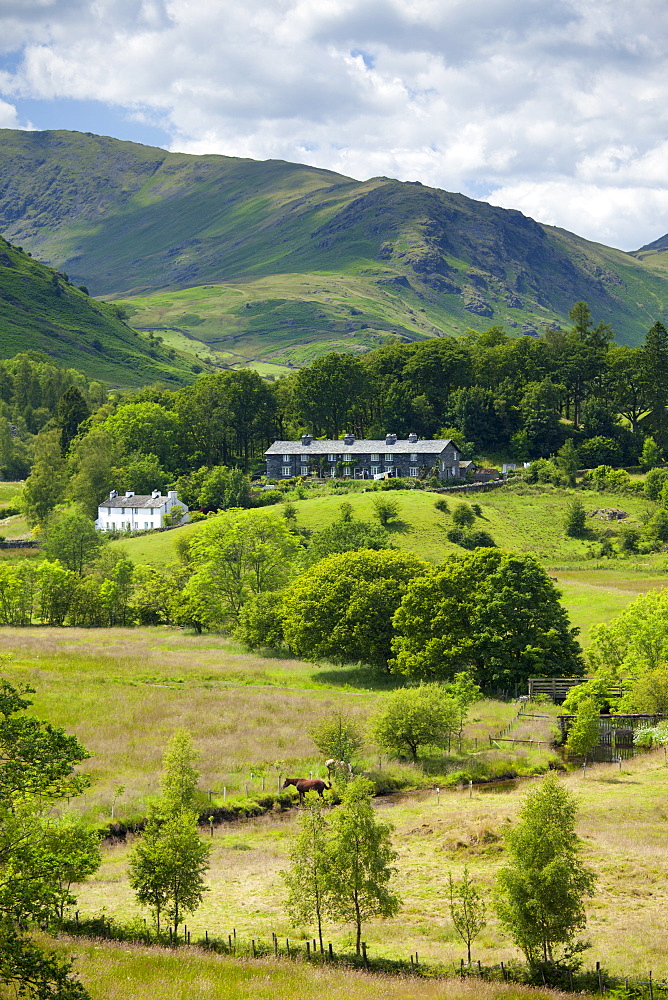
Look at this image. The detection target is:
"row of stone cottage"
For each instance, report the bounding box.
[264,433,464,481]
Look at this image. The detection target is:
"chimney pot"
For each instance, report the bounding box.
[301,434,313,446]
[343,433,355,445]
[125,491,134,497]
[385,433,397,445]
[408,432,418,444]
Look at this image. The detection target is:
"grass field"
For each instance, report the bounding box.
[67,752,668,979]
[0,627,537,816]
[49,938,580,1000]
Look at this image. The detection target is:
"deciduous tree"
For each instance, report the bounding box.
[369,683,459,761]
[326,777,400,955]
[495,775,596,967]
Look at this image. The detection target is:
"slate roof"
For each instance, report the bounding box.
[265,438,459,456]
[100,495,169,509]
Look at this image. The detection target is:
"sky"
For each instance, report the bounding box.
[1,0,667,252]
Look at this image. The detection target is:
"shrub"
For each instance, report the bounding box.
[645,467,668,501]
[452,503,475,527]
[564,498,587,538]
[446,527,496,549]
[253,489,284,507]
[434,498,450,514]
[617,525,641,552]
[643,508,668,543]
[582,465,635,494]
[372,497,399,525]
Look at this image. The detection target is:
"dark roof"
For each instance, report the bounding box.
[265,438,459,457]
[100,495,168,509]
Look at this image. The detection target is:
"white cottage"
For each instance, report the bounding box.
[96,490,189,532]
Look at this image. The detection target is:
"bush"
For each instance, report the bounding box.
[434,498,450,514]
[578,436,622,468]
[446,527,496,549]
[452,503,476,527]
[564,498,587,538]
[644,508,668,543]
[582,465,636,494]
[372,497,399,525]
[252,489,284,507]
[526,459,563,485]
[0,505,20,519]
[617,525,641,552]
[645,467,668,501]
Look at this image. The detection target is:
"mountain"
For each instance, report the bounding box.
[0,235,202,386]
[1,128,667,370]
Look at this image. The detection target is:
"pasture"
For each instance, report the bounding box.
[48,938,580,1000]
[0,626,544,815]
[70,753,668,979]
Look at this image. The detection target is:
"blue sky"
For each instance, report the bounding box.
[1,0,668,251]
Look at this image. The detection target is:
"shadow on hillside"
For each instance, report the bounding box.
[311,663,404,691]
[386,519,410,535]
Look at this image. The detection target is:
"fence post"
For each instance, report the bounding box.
[501,961,506,982]
[649,970,654,1000]
[328,943,333,960]
[460,958,464,977]
[286,938,290,958]
[596,960,602,994]
[362,942,368,969]
[228,933,232,951]
[274,933,278,957]
[252,939,256,958]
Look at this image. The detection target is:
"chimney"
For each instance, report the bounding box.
[385,433,397,445]
[152,489,160,498]
[125,491,134,498]
[301,434,313,446]
[167,490,177,500]
[408,432,418,444]
[343,433,355,445]
[110,490,118,499]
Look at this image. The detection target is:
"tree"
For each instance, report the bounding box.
[292,354,369,439]
[306,518,394,564]
[68,426,123,518]
[448,867,487,964]
[282,549,428,671]
[22,430,68,527]
[128,810,210,937]
[283,794,330,953]
[372,497,399,527]
[556,439,580,487]
[185,510,300,628]
[495,775,596,967]
[38,820,101,924]
[0,681,91,998]
[117,453,170,495]
[234,591,285,649]
[100,401,181,470]
[128,731,209,936]
[56,386,90,456]
[392,550,584,688]
[564,697,600,764]
[326,777,400,955]
[160,730,200,816]
[564,498,587,539]
[642,322,668,451]
[369,684,460,761]
[41,506,104,575]
[309,711,364,768]
[640,436,662,471]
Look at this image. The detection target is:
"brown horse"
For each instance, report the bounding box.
[282,777,331,804]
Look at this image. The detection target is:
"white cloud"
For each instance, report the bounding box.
[1,0,667,248]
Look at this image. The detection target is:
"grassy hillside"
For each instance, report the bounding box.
[109,484,668,642]
[1,129,667,369]
[0,236,203,386]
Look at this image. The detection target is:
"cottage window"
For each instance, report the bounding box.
[301,466,309,476]
[385,454,393,463]
[328,453,336,462]
[144,522,149,529]
[283,454,292,463]
[344,467,351,476]
[370,453,380,462]
[410,453,418,462]
[330,467,336,477]
[371,466,380,476]
[409,467,419,477]
[282,466,291,476]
